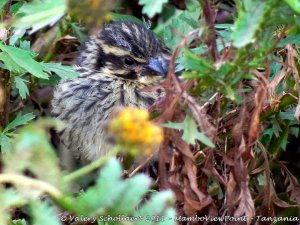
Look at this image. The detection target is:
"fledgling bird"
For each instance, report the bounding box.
[51,21,169,162]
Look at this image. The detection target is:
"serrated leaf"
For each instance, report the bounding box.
[111,13,143,24]
[278,34,300,47]
[182,49,212,74]
[70,23,88,43]
[76,158,125,215]
[0,43,48,79]
[225,86,236,100]
[19,40,31,51]
[257,173,267,186]
[0,134,12,153]
[4,119,63,188]
[134,190,175,225]
[231,0,267,47]
[15,77,29,99]
[0,0,6,10]
[9,219,28,225]
[285,0,300,13]
[3,113,35,133]
[0,52,24,73]
[112,174,151,214]
[157,208,176,225]
[161,122,184,130]
[291,127,299,137]
[31,201,61,225]
[3,188,26,207]
[12,0,66,34]
[139,0,168,18]
[0,186,11,225]
[278,108,296,121]
[9,29,27,46]
[194,132,215,148]
[0,187,26,225]
[162,8,200,50]
[162,114,215,147]
[42,63,79,79]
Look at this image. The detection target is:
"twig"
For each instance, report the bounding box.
[199,0,219,61]
[3,0,13,22]
[199,92,218,110]
[128,154,154,178]
[0,70,10,129]
[0,0,13,129]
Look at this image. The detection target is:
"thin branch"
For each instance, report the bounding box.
[0,70,10,129]
[199,0,219,61]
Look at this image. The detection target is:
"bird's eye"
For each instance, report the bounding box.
[124,57,135,66]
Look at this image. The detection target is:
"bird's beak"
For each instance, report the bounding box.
[147,55,169,77]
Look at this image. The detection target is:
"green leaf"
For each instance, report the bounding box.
[12,0,66,34]
[278,108,296,121]
[76,158,125,215]
[4,119,63,188]
[278,34,300,47]
[0,0,6,11]
[194,132,216,148]
[139,0,168,18]
[19,40,31,51]
[9,219,28,225]
[162,114,215,147]
[0,43,48,79]
[0,134,12,153]
[110,13,143,24]
[162,122,184,130]
[257,173,267,186]
[284,0,300,13]
[135,190,176,225]
[3,113,35,133]
[271,119,282,137]
[70,23,88,43]
[225,86,236,100]
[2,188,26,207]
[182,49,212,74]
[15,77,29,99]
[269,122,290,153]
[42,63,79,79]
[112,174,151,214]
[291,126,299,137]
[162,8,200,50]
[31,201,61,225]
[0,187,11,225]
[231,0,267,47]
[0,52,24,73]
[0,187,26,225]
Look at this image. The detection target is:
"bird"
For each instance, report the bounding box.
[51,21,169,163]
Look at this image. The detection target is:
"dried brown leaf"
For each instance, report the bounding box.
[281,163,300,205]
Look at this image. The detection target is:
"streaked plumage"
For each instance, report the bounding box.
[51,21,168,161]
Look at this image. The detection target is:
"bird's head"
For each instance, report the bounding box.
[79,21,169,85]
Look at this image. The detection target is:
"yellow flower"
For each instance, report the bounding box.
[108,108,163,156]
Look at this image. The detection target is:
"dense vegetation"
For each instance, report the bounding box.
[1,0,300,224]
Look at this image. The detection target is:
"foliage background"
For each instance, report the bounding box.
[1,0,300,224]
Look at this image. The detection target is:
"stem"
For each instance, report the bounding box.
[0,173,79,211]
[3,0,13,22]
[0,173,62,199]
[0,69,10,129]
[199,0,219,61]
[63,147,120,183]
[0,0,13,129]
